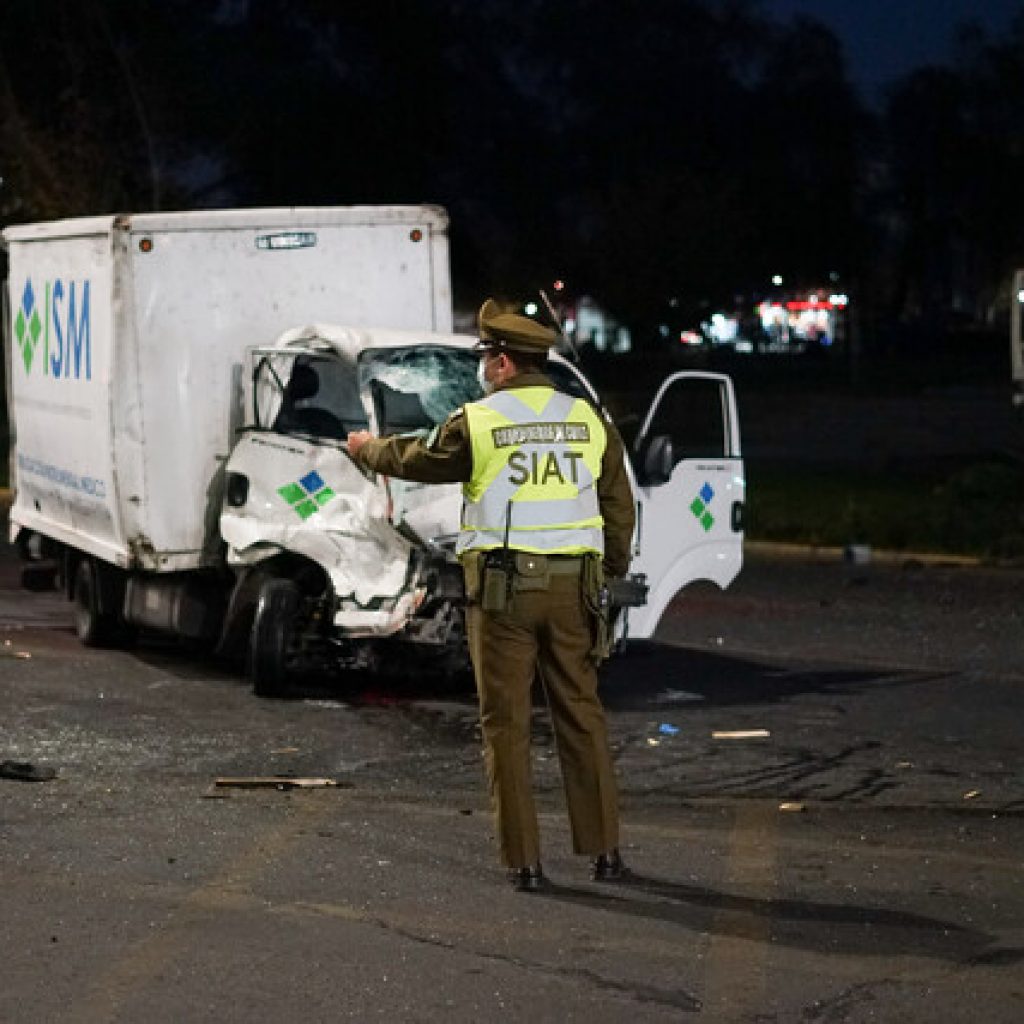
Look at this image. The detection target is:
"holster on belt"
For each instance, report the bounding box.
[479,550,512,612]
[582,554,612,664]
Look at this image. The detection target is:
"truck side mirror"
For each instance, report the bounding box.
[637,434,674,486]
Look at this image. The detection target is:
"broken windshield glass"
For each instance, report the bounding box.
[359,346,482,436]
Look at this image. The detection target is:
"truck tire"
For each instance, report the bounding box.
[73,559,113,647]
[250,579,300,698]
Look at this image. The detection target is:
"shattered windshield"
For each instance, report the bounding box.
[359,346,483,436]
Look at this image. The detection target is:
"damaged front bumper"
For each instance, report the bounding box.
[221,430,466,656]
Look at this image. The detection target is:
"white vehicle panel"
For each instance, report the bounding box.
[126,215,450,564]
[387,478,464,549]
[627,459,745,638]
[625,372,745,639]
[222,432,412,608]
[6,229,123,561]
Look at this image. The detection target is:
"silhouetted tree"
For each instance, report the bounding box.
[0,0,872,340]
[879,8,1024,327]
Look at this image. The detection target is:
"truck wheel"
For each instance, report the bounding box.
[250,579,300,698]
[73,559,113,647]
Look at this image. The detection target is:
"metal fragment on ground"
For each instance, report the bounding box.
[657,689,705,703]
[213,776,342,789]
[0,760,57,782]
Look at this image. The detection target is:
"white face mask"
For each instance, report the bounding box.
[476,358,493,395]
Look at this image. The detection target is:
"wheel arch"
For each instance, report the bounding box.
[217,552,330,661]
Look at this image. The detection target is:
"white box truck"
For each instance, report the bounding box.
[3,206,745,696]
[2,207,452,656]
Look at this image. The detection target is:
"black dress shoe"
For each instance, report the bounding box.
[507,864,545,892]
[590,849,626,881]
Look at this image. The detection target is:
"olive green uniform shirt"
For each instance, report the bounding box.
[351,371,636,576]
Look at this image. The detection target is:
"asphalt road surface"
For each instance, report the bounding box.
[1,541,1021,1023]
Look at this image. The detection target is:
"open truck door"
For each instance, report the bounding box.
[623,371,745,640]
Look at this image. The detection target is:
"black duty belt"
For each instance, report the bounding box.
[483,550,588,576]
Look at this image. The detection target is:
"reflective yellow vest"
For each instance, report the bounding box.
[457,386,607,556]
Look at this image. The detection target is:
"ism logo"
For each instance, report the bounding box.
[278,471,336,520]
[689,481,716,532]
[13,278,92,380]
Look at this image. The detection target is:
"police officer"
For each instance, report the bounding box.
[347,299,635,892]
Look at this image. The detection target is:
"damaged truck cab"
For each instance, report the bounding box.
[221,326,475,693]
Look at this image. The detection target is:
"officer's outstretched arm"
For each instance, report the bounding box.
[348,410,473,484]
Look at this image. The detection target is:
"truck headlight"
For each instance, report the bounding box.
[226,473,249,508]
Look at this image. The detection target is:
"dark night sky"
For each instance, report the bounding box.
[765,0,1023,100]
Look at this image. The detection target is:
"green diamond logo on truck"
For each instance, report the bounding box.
[690,481,715,532]
[277,471,335,520]
[14,280,43,374]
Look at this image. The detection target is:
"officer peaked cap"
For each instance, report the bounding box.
[477,297,557,354]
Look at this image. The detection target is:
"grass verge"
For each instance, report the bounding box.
[747,459,1024,559]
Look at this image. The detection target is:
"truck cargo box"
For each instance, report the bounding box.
[3,206,451,572]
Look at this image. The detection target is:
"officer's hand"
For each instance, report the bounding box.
[346,430,375,456]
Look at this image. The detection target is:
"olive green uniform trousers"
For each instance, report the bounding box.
[466,565,620,869]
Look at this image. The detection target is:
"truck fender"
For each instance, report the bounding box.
[216,555,329,661]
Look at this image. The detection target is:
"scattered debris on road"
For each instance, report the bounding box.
[712,729,771,740]
[779,801,806,813]
[963,789,982,800]
[657,689,705,703]
[0,760,57,782]
[658,723,680,736]
[214,776,345,790]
